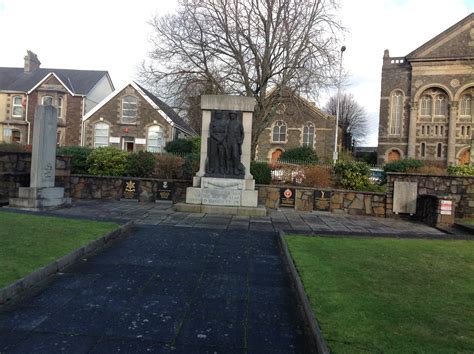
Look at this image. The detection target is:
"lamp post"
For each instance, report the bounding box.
[333,45,346,165]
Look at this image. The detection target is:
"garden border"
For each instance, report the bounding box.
[278,230,330,354]
[0,221,134,305]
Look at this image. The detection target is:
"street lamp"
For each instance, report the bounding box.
[333,45,346,165]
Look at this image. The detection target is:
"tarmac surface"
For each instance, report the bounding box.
[0,199,450,353]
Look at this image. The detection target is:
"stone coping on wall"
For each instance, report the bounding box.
[386,172,473,178]
[70,174,192,183]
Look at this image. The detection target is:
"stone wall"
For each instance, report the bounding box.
[257,185,386,217]
[0,152,70,199]
[67,175,191,203]
[387,172,474,218]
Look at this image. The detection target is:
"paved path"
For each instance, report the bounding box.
[0,225,309,353]
[50,199,445,236]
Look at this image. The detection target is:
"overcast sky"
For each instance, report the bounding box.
[0,0,473,146]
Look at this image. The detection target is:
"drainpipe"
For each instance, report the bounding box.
[25,94,30,144]
[80,96,85,146]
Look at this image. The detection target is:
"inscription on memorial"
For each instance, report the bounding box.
[156,181,174,201]
[279,188,295,208]
[314,190,332,211]
[122,179,140,200]
[202,189,241,206]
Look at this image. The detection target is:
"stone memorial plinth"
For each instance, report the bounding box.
[9,105,70,210]
[175,95,265,216]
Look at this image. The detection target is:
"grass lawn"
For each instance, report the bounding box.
[285,235,474,353]
[0,211,119,289]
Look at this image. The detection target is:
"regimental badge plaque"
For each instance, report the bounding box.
[156,181,174,202]
[121,179,140,201]
[279,188,295,208]
[314,190,332,211]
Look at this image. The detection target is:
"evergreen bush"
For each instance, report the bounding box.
[383,158,423,173]
[447,165,474,176]
[165,139,194,154]
[57,146,92,174]
[334,160,370,190]
[126,150,156,178]
[278,147,319,164]
[250,161,271,185]
[86,147,128,176]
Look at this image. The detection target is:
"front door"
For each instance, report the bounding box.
[459,149,470,165]
[122,136,135,152]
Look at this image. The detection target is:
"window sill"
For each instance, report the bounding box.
[119,122,138,126]
[271,141,287,144]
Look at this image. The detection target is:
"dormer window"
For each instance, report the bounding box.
[122,95,137,123]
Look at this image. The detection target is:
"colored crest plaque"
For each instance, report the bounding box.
[121,179,140,200]
[313,190,332,211]
[279,188,295,208]
[156,181,174,201]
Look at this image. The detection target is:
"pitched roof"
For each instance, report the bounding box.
[406,13,474,60]
[83,81,196,136]
[0,67,111,95]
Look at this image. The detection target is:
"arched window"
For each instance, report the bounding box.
[12,96,24,118]
[460,95,472,117]
[272,120,286,142]
[434,95,447,117]
[389,91,403,135]
[420,95,432,116]
[42,95,53,105]
[302,122,314,147]
[420,143,426,157]
[94,122,109,148]
[147,125,164,152]
[122,95,138,123]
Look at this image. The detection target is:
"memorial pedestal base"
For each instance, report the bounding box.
[9,187,71,211]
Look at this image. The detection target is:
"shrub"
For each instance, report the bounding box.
[191,136,201,154]
[154,154,185,179]
[447,165,474,176]
[165,139,194,154]
[334,160,370,190]
[57,146,92,174]
[182,153,200,179]
[279,147,319,164]
[383,158,423,173]
[126,150,156,178]
[301,165,333,188]
[86,147,128,176]
[251,161,272,185]
[416,166,447,175]
[0,143,30,152]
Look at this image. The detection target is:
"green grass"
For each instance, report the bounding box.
[285,235,474,353]
[0,211,119,289]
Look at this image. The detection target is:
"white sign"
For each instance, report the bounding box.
[3,128,11,137]
[440,210,452,215]
[135,138,146,145]
[109,137,120,143]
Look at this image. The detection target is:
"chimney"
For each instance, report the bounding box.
[24,50,41,73]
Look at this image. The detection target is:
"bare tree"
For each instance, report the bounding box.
[324,92,369,150]
[140,0,343,156]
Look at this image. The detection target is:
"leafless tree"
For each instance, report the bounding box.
[140,0,343,156]
[324,92,369,150]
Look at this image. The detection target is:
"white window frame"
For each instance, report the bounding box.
[122,95,138,123]
[302,122,315,147]
[94,122,109,148]
[460,95,471,117]
[147,125,165,153]
[434,95,447,117]
[419,95,431,117]
[57,97,63,118]
[42,95,53,105]
[272,120,287,143]
[12,96,24,118]
[389,91,403,135]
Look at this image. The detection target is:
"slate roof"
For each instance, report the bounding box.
[0,67,110,95]
[135,83,196,135]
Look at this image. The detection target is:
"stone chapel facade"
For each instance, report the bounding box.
[377,13,474,166]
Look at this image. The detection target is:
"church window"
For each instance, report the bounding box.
[303,122,314,147]
[460,95,471,117]
[147,125,164,152]
[389,91,403,135]
[94,122,109,148]
[420,143,426,157]
[434,95,447,117]
[437,143,442,158]
[420,96,431,116]
[272,121,287,142]
[122,95,138,123]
